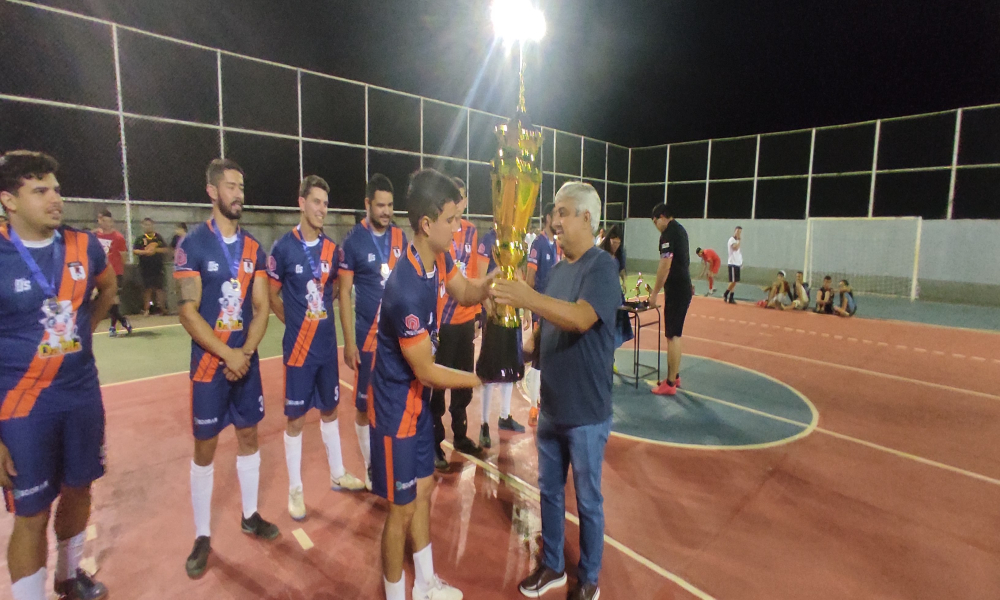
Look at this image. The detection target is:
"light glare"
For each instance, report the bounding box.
[491,0,546,44]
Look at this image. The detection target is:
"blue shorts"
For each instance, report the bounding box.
[370,410,434,506]
[353,349,375,413]
[1,384,105,517]
[284,362,340,419]
[191,354,264,440]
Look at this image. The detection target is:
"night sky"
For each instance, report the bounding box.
[31,0,1000,147]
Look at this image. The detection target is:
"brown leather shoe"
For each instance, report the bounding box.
[567,582,600,600]
[518,564,567,597]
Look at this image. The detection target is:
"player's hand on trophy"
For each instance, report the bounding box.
[492,274,534,309]
[343,341,361,372]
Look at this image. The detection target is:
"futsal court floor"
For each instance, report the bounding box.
[2,282,999,599]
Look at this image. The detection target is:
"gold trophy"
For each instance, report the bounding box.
[475,36,543,382]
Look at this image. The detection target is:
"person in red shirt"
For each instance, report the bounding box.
[695,247,721,296]
[94,208,132,336]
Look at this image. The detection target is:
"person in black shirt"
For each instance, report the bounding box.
[170,222,187,250]
[133,217,167,316]
[648,204,692,396]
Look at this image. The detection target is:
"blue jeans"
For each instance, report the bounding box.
[536,414,612,585]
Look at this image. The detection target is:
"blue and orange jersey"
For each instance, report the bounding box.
[267,228,339,366]
[527,231,562,293]
[370,244,457,438]
[476,228,497,275]
[440,218,478,325]
[0,225,109,418]
[173,220,267,382]
[338,219,406,344]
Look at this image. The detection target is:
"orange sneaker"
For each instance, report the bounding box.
[651,379,678,396]
[528,407,539,427]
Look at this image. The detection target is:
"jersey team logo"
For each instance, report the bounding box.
[174,247,188,267]
[304,280,328,321]
[98,237,112,255]
[242,258,254,274]
[393,247,401,258]
[320,260,330,274]
[216,280,244,331]
[68,262,86,281]
[38,299,82,357]
[404,314,420,332]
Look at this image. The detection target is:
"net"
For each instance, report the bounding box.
[805,217,922,299]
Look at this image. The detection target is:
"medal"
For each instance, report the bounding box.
[380,262,391,279]
[367,218,392,280]
[210,219,244,281]
[296,225,324,281]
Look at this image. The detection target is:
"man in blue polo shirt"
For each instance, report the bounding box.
[494,182,619,600]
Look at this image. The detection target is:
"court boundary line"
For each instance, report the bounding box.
[684,335,1000,402]
[441,441,717,600]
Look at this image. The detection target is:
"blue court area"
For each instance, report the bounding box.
[611,349,817,449]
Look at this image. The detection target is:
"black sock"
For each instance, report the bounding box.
[109,303,121,327]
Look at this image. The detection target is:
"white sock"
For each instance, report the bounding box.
[481,384,495,423]
[11,567,46,600]
[355,422,371,469]
[413,543,435,591]
[55,530,86,582]
[284,431,303,492]
[236,451,261,519]
[190,461,214,537]
[384,575,406,600]
[526,367,541,408]
[320,419,346,480]
[499,382,514,419]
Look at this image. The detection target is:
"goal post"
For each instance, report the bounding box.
[804,217,922,301]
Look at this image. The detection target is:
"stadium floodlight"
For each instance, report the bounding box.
[491,0,546,44]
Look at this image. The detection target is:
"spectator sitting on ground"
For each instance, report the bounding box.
[790,271,810,310]
[834,280,857,317]
[814,276,835,314]
[763,270,792,309]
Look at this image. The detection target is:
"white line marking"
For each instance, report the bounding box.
[933,350,946,356]
[862,339,873,345]
[834,335,843,340]
[847,337,857,342]
[809,331,817,335]
[896,345,908,350]
[442,441,717,600]
[953,354,966,359]
[971,356,986,362]
[292,528,314,550]
[739,320,747,325]
[709,316,716,320]
[821,333,830,338]
[783,327,793,332]
[748,322,756,326]
[796,329,805,334]
[877,342,889,347]
[914,348,927,353]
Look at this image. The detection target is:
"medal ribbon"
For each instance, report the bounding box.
[9,228,63,299]
[210,219,244,280]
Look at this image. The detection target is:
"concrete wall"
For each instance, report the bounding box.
[624,217,1000,306]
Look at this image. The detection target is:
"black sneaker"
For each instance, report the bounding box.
[55,568,108,600]
[185,536,211,579]
[240,512,279,540]
[122,317,133,335]
[568,582,601,600]
[434,445,449,471]
[518,564,567,597]
[498,415,526,433]
[728,295,736,304]
[479,423,492,449]
[452,436,483,457]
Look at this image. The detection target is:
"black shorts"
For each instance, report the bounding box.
[728,265,741,283]
[140,267,163,290]
[664,289,692,339]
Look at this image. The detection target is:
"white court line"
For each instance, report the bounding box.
[914,348,927,353]
[292,528,315,550]
[953,354,966,359]
[896,345,908,350]
[972,357,987,362]
[441,441,717,600]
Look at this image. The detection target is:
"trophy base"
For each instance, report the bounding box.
[475,320,525,383]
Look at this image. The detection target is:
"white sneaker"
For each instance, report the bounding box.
[413,575,463,600]
[331,472,365,491]
[288,487,306,521]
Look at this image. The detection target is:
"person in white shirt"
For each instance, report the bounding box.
[723,226,742,304]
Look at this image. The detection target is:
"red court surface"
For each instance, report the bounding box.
[2,295,1000,599]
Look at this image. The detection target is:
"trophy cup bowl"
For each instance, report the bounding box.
[474,112,543,383]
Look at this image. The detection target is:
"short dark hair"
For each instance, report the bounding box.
[823,275,832,281]
[142,217,154,224]
[206,158,244,187]
[651,203,672,220]
[98,208,113,219]
[299,175,330,199]
[406,169,460,232]
[542,203,555,217]
[451,177,466,192]
[840,279,850,286]
[735,226,742,230]
[695,247,703,254]
[0,150,59,194]
[366,173,394,200]
[797,271,804,275]
[177,222,188,232]
[354,210,366,224]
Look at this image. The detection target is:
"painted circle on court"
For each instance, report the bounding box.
[611,350,817,449]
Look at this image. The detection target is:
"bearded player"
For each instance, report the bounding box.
[338,174,406,485]
[174,158,277,579]
[269,175,364,521]
[0,151,117,600]
[371,170,492,600]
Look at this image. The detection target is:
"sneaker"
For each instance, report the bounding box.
[55,568,108,600]
[413,574,463,600]
[288,487,306,521]
[435,445,449,471]
[331,472,365,491]
[728,296,736,304]
[518,564,567,597]
[568,582,601,600]
[479,423,492,449]
[498,415,526,433]
[184,536,211,579]
[108,326,117,338]
[122,318,133,335]
[651,379,677,396]
[528,407,539,427]
[452,436,483,457]
[240,512,279,540]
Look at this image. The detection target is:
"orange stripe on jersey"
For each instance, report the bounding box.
[368,354,377,428]
[398,330,428,349]
[287,317,318,367]
[384,437,394,503]
[0,230,90,420]
[174,270,199,279]
[396,379,424,438]
[526,262,538,271]
[361,317,379,353]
